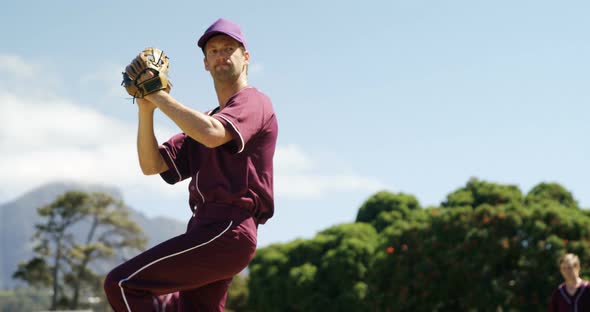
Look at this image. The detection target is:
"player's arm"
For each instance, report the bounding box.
[136,99,169,175]
[145,91,233,148]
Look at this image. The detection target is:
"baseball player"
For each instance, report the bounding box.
[104,18,278,311]
[548,253,590,311]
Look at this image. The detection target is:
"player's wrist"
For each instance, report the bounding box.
[137,100,157,113]
[144,90,167,102]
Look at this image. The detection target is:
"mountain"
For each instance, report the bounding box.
[0,181,186,289]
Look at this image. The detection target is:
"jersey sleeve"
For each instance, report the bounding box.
[212,93,266,154]
[158,132,193,184]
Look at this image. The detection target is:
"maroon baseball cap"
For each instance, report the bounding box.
[198,18,247,50]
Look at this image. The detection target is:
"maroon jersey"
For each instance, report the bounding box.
[549,281,590,312]
[158,86,278,224]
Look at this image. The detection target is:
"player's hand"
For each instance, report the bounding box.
[121,47,172,100]
[139,70,171,94]
[137,69,155,84]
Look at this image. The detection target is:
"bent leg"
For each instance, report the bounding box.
[178,277,232,312]
[104,217,256,312]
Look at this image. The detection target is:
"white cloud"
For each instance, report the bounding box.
[0,54,63,95]
[0,54,38,79]
[275,174,385,199]
[0,53,181,205]
[0,90,182,203]
[1,94,125,148]
[275,144,313,172]
[79,63,127,97]
[274,145,385,199]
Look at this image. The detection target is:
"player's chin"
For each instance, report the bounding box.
[213,70,239,82]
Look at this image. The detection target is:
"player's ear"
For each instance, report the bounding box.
[243,49,250,65]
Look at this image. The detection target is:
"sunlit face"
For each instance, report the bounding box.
[203,35,249,82]
[560,262,580,282]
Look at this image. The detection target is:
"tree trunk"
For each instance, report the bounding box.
[51,239,62,310]
[70,216,99,309]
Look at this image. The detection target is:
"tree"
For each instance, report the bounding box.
[247,179,590,311]
[248,223,378,312]
[442,177,523,208]
[13,191,146,310]
[525,182,579,209]
[356,191,422,232]
[370,181,590,311]
[226,273,249,312]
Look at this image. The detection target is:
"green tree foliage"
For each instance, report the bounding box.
[356,191,422,232]
[248,223,378,311]
[442,177,523,208]
[13,191,146,311]
[374,203,590,310]
[525,182,579,209]
[247,179,590,311]
[226,273,249,312]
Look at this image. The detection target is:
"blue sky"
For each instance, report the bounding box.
[1,0,588,247]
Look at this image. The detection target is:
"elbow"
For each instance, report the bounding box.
[200,129,226,149]
[138,155,167,175]
[141,167,158,176]
[139,162,162,175]
[202,138,223,149]
[190,117,229,149]
[202,133,229,149]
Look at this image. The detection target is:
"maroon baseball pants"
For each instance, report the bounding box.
[104,204,257,311]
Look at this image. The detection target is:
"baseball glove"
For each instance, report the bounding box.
[122,47,172,100]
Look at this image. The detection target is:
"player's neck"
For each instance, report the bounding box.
[215,76,249,109]
[565,277,583,289]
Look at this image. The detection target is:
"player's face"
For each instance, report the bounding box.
[204,35,249,82]
[560,262,580,282]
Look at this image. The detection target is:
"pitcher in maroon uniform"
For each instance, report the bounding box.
[104,18,278,311]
